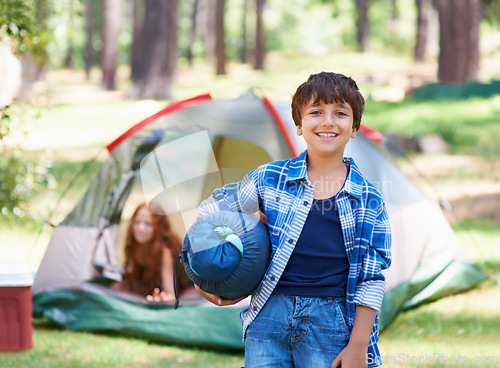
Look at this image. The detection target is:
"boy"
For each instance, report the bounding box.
[196,72,392,368]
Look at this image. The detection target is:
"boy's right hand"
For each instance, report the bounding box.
[194,284,247,306]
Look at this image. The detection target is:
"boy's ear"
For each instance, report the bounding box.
[351,127,357,139]
[296,125,303,136]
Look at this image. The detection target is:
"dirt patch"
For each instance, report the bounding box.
[398,153,500,223]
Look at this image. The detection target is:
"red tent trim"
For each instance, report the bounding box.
[106,94,213,153]
[359,125,383,145]
[262,96,300,157]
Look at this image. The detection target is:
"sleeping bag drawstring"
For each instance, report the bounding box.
[174,253,182,309]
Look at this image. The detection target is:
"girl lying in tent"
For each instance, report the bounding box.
[111,203,194,301]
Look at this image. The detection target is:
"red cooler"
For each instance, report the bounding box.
[0,262,34,351]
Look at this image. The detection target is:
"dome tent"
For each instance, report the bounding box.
[32,91,485,349]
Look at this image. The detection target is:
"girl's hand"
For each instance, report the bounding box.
[194,284,247,306]
[146,287,174,302]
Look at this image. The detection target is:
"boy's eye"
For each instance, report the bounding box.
[336,111,348,117]
[310,110,321,115]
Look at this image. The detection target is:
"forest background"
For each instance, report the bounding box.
[0,0,500,367]
[1,0,499,220]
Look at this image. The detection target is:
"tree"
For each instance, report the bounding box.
[434,0,482,83]
[64,0,75,68]
[130,0,178,99]
[205,0,217,66]
[186,0,200,66]
[355,0,370,52]
[215,0,226,75]
[414,0,430,62]
[240,0,249,63]
[101,0,122,90]
[130,0,144,82]
[85,0,94,80]
[254,0,265,70]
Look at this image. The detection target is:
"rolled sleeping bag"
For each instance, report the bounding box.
[181,211,271,300]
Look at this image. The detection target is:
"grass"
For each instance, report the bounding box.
[1,218,497,368]
[1,51,500,367]
[364,97,500,156]
[0,319,245,368]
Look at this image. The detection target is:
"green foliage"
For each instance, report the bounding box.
[0,106,55,219]
[484,0,500,24]
[0,0,52,65]
[0,0,37,51]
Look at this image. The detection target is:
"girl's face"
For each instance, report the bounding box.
[132,207,155,244]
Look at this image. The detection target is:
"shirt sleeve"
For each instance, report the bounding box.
[354,201,392,311]
[199,169,261,216]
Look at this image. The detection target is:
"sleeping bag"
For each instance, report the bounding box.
[181,211,271,300]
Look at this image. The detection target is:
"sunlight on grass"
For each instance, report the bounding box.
[364,96,500,155]
[8,100,163,151]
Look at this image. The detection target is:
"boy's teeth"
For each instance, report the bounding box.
[318,133,336,137]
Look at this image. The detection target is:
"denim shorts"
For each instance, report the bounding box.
[244,293,351,368]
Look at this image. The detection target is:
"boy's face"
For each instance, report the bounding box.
[296,99,356,157]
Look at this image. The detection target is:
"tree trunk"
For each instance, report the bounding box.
[130,0,178,99]
[414,0,430,62]
[130,0,144,82]
[64,0,75,68]
[356,0,370,52]
[85,0,93,80]
[187,0,200,66]
[254,0,265,70]
[435,0,482,83]
[101,0,122,90]
[205,0,217,65]
[215,0,226,75]
[240,0,248,63]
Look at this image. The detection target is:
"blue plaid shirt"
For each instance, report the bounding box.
[199,150,392,367]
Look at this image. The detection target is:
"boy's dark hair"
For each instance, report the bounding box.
[291,72,365,131]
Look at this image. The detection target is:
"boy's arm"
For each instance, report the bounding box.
[199,170,261,216]
[330,305,376,368]
[331,198,392,367]
[354,203,392,311]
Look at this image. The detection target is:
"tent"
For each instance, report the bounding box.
[32,91,485,349]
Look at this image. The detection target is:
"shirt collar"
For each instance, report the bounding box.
[285,150,308,182]
[342,157,364,200]
[285,150,364,200]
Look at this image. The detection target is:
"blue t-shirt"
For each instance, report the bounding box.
[274,194,349,297]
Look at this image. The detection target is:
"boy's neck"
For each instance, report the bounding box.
[306,151,348,199]
[306,150,345,176]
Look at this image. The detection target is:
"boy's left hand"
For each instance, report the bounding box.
[330,342,368,368]
[194,284,247,306]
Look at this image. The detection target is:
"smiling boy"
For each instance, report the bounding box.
[197,72,392,367]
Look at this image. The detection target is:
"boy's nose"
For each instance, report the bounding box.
[322,112,335,126]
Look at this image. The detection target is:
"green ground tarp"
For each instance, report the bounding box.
[379,259,486,330]
[33,288,245,350]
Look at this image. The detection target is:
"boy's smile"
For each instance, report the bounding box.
[297,99,357,157]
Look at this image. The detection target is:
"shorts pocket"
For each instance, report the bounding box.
[333,298,351,333]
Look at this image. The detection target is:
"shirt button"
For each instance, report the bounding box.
[252,306,258,311]
[276,197,280,202]
[288,239,294,244]
[303,201,309,206]
[270,275,275,281]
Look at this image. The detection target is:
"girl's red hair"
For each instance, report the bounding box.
[122,203,188,295]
